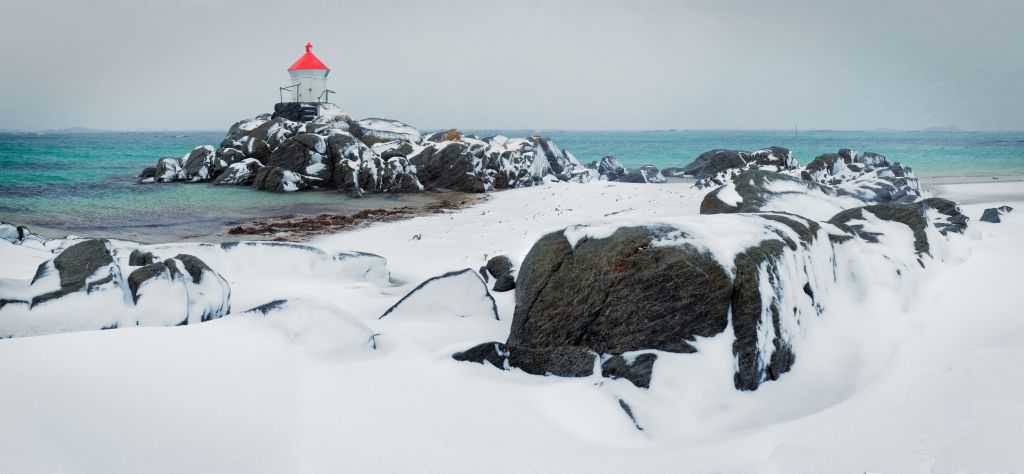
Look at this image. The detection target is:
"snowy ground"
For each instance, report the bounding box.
[1,180,1022,473]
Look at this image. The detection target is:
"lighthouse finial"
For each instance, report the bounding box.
[305,42,312,53]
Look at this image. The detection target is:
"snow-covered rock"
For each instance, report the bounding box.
[239,298,377,356]
[213,158,263,186]
[0,239,231,338]
[350,118,421,145]
[380,268,498,320]
[128,254,231,326]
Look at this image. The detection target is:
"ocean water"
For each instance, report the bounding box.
[1,129,1022,240]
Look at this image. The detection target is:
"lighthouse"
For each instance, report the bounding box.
[284,43,330,103]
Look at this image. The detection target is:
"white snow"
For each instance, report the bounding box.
[0,180,1022,472]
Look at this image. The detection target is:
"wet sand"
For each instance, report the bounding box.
[14,190,482,244]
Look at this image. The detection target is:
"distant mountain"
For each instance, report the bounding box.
[919,125,966,132]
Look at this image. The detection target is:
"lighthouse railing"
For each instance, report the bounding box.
[317,89,335,104]
[279,84,300,103]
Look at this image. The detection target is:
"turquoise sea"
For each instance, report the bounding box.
[1,129,1022,241]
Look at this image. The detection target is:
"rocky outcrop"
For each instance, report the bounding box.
[678,147,798,189]
[140,109,617,195]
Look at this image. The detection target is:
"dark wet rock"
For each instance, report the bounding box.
[980,205,1014,223]
[485,255,513,279]
[452,341,509,368]
[601,353,657,388]
[492,273,516,292]
[128,249,156,267]
[452,342,597,377]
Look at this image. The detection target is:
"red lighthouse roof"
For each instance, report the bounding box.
[287,43,330,71]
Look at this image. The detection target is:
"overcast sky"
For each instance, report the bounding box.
[1,0,1022,131]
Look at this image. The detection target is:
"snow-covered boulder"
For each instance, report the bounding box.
[127,254,231,326]
[587,155,627,181]
[252,166,311,192]
[700,169,861,220]
[213,158,263,186]
[454,202,961,390]
[0,240,231,338]
[679,147,799,189]
[380,268,498,320]
[182,145,218,182]
[267,133,331,181]
[154,157,185,182]
[240,298,377,355]
[141,241,390,286]
[532,136,583,181]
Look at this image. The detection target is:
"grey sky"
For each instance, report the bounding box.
[1,0,1022,131]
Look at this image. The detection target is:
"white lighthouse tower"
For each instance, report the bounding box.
[285,42,331,103]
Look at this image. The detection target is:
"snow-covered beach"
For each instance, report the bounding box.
[1,174,1021,473]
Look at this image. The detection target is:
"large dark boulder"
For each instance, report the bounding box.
[508,226,730,355]
[455,215,832,390]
